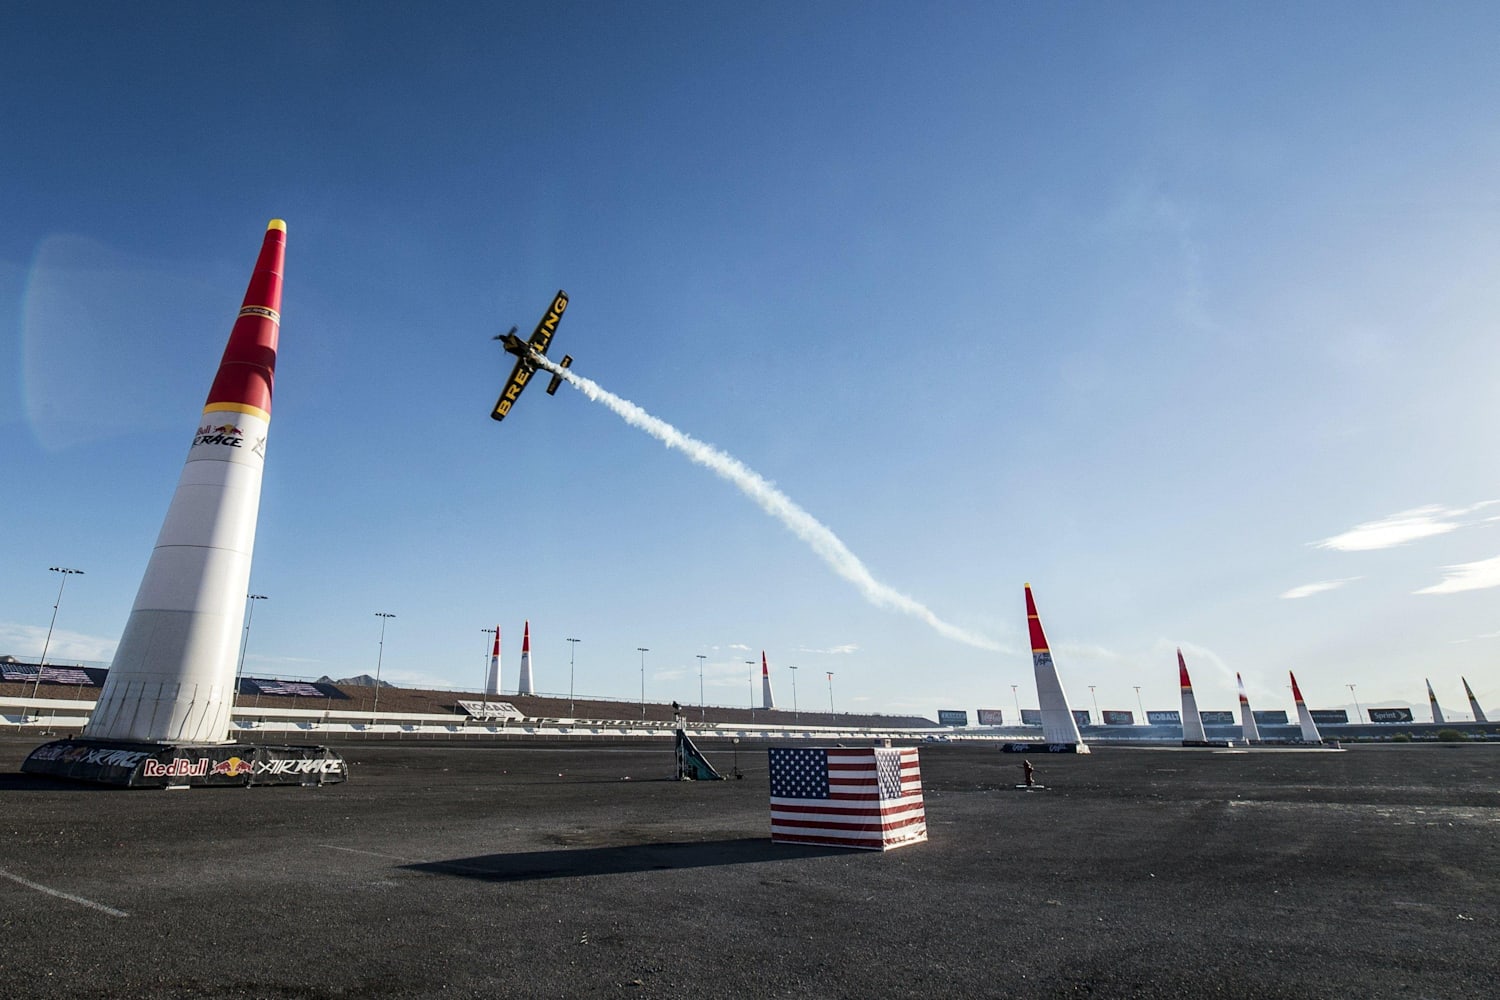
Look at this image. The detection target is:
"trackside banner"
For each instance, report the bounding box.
[22,739,348,787]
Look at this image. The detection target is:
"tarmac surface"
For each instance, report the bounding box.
[0,735,1496,999]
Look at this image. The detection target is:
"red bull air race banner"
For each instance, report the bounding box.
[22,739,347,788]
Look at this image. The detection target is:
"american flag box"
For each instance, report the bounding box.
[769,746,927,851]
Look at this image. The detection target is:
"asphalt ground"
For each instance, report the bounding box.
[0,736,1495,1000]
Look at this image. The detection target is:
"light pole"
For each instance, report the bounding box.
[747,660,756,719]
[567,637,581,716]
[637,647,649,720]
[1011,684,1020,722]
[696,654,706,722]
[1088,684,1100,725]
[235,593,267,706]
[1133,685,1145,723]
[827,671,835,715]
[480,628,496,710]
[1347,683,1362,723]
[788,665,799,722]
[373,612,395,715]
[30,567,83,714]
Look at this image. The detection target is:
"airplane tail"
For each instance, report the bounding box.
[546,355,573,395]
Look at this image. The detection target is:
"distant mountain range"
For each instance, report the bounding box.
[319,674,395,688]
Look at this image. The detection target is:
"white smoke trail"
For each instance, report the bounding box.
[540,360,999,651]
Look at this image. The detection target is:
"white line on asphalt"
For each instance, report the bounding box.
[0,868,128,918]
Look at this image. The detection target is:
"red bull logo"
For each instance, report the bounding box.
[194,423,245,448]
[208,756,256,778]
[142,757,210,778]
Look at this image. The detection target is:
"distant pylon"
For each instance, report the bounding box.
[761,651,776,710]
[517,620,535,695]
[1462,676,1487,723]
[1290,671,1322,743]
[1426,678,1445,724]
[1024,584,1088,752]
[486,626,501,696]
[1237,672,1261,743]
[1178,649,1208,743]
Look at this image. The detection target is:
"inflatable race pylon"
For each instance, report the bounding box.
[1462,676,1487,723]
[1178,649,1209,744]
[25,221,345,786]
[517,620,535,695]
[1237,672,1261,744]
[1290,671,1323,744]
[761,651,776,710]
[486,626,501,696]
[1426,678,1446,724]
[1005,585,1088,753]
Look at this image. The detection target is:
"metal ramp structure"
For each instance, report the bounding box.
[675,727,725,780]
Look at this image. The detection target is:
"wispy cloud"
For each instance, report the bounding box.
[795,644,859,656]
[1415,555,1500,595]
[1314,502,1498,552]
[1280,578,1359,600]
[0,623,115,664]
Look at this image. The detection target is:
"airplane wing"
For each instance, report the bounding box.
[490,357,533,421]
[527,290,569,354]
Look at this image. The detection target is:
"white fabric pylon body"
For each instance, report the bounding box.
[84,221,286,745]
[761,651,776,710]
[486,627,501,696]
[1178,649,1207,742]
[1426,678,1446,724]
[1025,585,1088,752]
[1462,677,1487,723]
[517,620,534,695]
[1237,673,1261,743]
[1290,671,1322,743]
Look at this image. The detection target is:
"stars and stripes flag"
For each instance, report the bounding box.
[769,746,927,851]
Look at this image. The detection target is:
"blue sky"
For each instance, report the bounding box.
[4,2,1499,722]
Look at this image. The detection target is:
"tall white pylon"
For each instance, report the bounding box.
[761,651,776,710]
[1237,672,1261,744]
[1290,671,1323,744]
[1426,678,1445,724]
[1462,677,1487,723]
[84,221,286,744]
[517,620,535,695]
[1024,584,1088,752]
[486,626,501,696]
[1178,649,1208,743]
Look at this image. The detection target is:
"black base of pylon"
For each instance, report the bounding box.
[21,738,348,788]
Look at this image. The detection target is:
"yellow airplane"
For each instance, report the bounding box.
[491,289,572,421]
